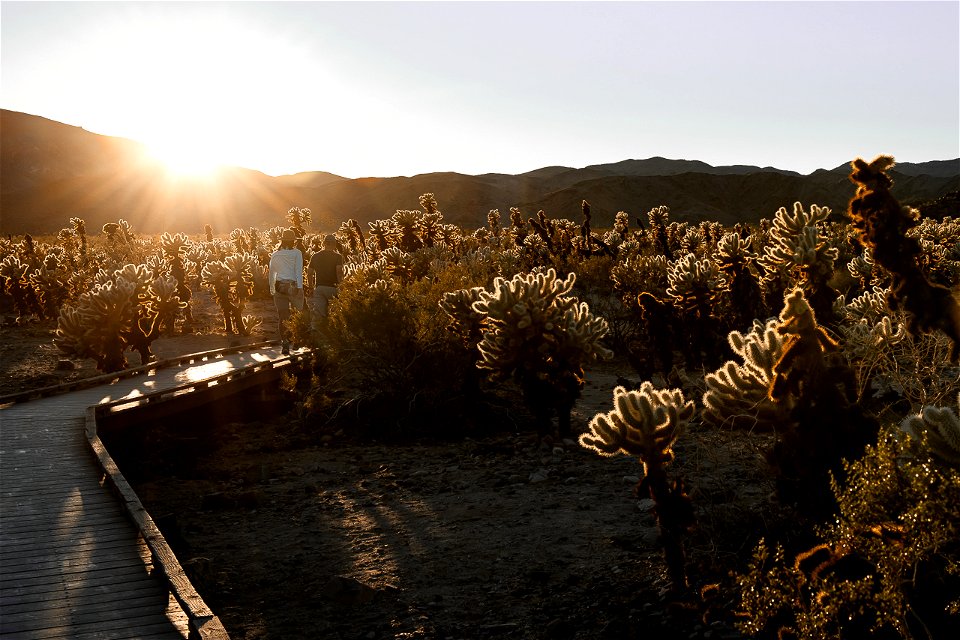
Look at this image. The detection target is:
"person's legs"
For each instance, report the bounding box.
[311,285,337,334]
[274,291,293,353]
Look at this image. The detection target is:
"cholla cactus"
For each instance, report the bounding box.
[666,253,721,313]
[368,219,397,253]
[160,232,193,327]
[487,209,503,241]
[392,209,423,251]
[766,288,878,513]
[286,206,312,236]
[580,383,693,469]
[580,382,696,592]
[439,286,486,347]
[913,216,960,288]
[612,211,630,239]
[667,253,723,366]
[702,319,788,431]
[715,231,765,329]
[55,264,161,372]
[201,253,256,335]
[471,268,612,436]
[901,393,960,466]
[758,202,839,324]
[838,287,906,364]
[57,279,136,372]
[680,227,705,257]
[28,254,69,320]
[148,275,188,335]
[380,246,414,281]
[1,254,38,319]
[647,205,672,258]
[848,155,960,360]
[611,254,669,304]
[337,219,367,256]
[847,248,880,291]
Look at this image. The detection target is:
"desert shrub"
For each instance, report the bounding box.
[320,258,492,436]
[736,428,960,640]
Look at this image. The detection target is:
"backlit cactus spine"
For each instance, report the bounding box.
[580,382,696,592]
[901,393,960,467]
[471,268,612,436]
[702,319,788,431]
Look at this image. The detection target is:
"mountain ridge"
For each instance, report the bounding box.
[2,109,957,234]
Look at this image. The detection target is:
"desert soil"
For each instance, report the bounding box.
[1,291,776,640]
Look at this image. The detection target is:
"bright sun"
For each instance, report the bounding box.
[145,138,226,179]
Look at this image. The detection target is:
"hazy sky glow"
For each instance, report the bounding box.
[2,1,958,178]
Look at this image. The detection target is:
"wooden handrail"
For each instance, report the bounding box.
[91,349,308,421]
[0,340,280,406]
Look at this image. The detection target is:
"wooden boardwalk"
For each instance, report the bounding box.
[1,344,299,640]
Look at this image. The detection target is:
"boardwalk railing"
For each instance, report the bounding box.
[0,340,280,407]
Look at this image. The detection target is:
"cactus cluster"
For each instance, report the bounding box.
[445,268,612,435]
[55,263,181,372]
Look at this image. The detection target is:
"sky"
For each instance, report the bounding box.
[2,1,958,179]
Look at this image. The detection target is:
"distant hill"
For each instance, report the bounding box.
[2,109,957,235]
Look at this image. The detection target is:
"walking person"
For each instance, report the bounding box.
[307,233,344,337]
[268,228,304,355]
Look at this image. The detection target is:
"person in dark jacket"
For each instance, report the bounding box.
[307,233,344,335]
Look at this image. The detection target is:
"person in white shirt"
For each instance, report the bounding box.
[268,228,304,355]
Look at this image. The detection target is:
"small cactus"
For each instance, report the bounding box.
[702,319,787,431]
[901,393,960,466]
[580,382,696,592]
[580,382,693,472]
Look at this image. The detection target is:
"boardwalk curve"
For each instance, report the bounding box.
[1,344,302,639]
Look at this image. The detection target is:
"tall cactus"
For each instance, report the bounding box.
[580,382,696,592]
[666,252,723,366]
[847,155,960,360]
[766,288,877,513]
